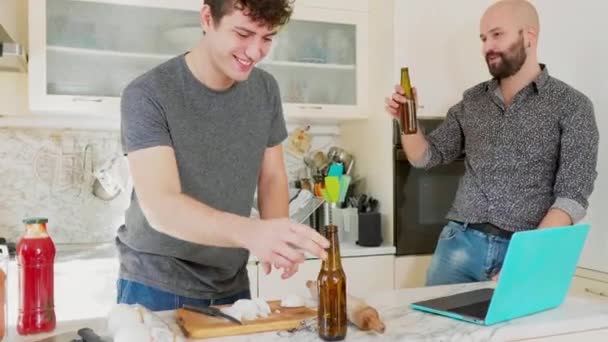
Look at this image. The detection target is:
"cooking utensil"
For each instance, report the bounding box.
[311,150,329,170]
[339,175,351,204]
[368,197,379,212]
[303,150,329,176]
[327,146,342,162]
[182,304,242,325]
[324,176,341,204]
[357,194,368,213]
[77,328,108,342]
[327,163,344,178]
[326,147,355,175]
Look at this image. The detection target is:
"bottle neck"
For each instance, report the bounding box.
[24,223,49,238]
[322,225,342,270]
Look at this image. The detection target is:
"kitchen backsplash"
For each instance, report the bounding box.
[0,127,337,244]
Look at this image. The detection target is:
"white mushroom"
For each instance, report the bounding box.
[252,298,271,317]
[220,306,243,322]
[280,294,305,308]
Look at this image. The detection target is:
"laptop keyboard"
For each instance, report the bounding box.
[451,300,491,319]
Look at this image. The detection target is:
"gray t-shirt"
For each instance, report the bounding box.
[118,54,287,299]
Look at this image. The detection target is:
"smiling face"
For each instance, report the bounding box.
[481,26,527,79]
[201,5,279,84]
[479,0,539,80]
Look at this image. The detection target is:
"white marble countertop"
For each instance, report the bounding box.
[8,282,608,342]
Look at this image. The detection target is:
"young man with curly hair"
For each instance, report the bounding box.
[118,0,329,310]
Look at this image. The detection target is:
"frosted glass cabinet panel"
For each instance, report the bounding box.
[261,5,369,120]
[29,0,368,122]
[260,21,357,106]
[29,0,201,116]
[45,0,200,97]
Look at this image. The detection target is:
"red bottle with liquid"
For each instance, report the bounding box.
[16,217,56,335]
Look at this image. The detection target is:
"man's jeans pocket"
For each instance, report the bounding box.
[438,221,465,241]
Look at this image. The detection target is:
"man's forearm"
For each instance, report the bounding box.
[538,208,573,229]
[141,193,250,247]
[257,173,289,219]
[400,129,430,165]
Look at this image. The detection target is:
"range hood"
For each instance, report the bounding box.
[0,24,27,73]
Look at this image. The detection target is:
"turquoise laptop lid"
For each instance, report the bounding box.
[485,224,590,325]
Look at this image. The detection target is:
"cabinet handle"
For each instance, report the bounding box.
[585,288,608,297]
[72,97,103,103]
[297,105,323,110]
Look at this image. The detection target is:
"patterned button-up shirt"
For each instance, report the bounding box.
[417,65,599,231]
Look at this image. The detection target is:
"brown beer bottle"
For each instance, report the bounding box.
[317,224,347,341]
[398,67,418,134]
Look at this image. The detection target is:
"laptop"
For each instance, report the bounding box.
[410,223,590,325]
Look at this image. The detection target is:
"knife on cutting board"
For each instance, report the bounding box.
[182,304,243,325]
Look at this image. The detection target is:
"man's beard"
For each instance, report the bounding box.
[486,35,527,79]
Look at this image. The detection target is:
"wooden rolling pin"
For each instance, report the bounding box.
[306,280,385,333]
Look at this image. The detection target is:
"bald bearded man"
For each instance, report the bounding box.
[386,0,599,285]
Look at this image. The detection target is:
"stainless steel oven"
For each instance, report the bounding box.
[393,118,465,255]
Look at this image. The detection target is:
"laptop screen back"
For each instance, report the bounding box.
[485,224,590,325]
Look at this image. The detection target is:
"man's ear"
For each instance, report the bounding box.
[200,4,215,34]
[525,26,538,48]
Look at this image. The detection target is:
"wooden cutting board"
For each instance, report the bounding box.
[176,301,316,339]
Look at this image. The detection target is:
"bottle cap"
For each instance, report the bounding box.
[22,217,49,224]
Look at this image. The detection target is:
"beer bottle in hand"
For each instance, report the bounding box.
[317,224,347,341]
[398,67,418,134]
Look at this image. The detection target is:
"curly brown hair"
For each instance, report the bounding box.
[206,0,294,29]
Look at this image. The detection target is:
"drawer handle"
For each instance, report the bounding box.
[73,97,103,103]
[297,105,323,110]
[585,288,608,297]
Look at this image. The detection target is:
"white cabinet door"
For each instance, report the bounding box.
[258,259,322,300]
[258,255,393,300]
[29,0,200,118]
[259,5,369,121]
[341,255,393,297]
[570,268,608,299]
[53,258,119,322]
[394,255,432,289]
[570,276,608,299]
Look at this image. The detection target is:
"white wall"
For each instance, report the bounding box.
[393,0,493,117]
[532,0,608,273]
[340,0,395,245]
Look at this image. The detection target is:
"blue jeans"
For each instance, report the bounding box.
[117,278,251,311]
[426,221,511,286]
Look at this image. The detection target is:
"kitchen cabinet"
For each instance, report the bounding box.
[570,268,608,300]
[28,0,201,118]
[26,0,368,127]
[394,255,432,289]
[257,255,393,300]
[6,258,120,326]
[53,259,119,322]
[298,0,368,11]
[258,2,369,121]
